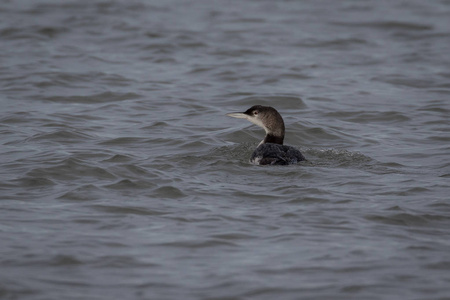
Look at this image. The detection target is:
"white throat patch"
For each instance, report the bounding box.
[247,116,269,133]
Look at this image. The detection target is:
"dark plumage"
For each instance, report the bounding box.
[250,143,306,165]
[227,105,306,165]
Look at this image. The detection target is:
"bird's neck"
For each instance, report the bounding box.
[262,133,284,145]
[258,111,285,146]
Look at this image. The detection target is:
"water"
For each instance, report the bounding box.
[1,0,449,299]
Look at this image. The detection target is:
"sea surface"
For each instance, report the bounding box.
[1,1,449,299]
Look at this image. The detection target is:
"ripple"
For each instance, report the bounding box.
[0,112,35,124]
[104,179,155,189]
[26,129,96,144]
[49,255,83,266]
[308,148,374,168]
[372,74,438,89]
[33,72,136,89]
[26,158,116,181]
[102,154,135,163]
[90,205,168,216]
[284,196,330,204]
[294,37,368,48]
[365,213,450,226]
[58,184,103,201]
[92,255,158,268]
[210,232,256,240]
[211,48,270,57]
[39,92,142,104]
[325,110,410,124]
[333,21,433,31]
[229,95,307,109]
[0,25,69,40]
[98,137,148,146]
[158,239,237,248]
[151,186,187,198]
[12,176,56,187]
[425,261,450,270]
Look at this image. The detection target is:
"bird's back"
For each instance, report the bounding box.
[250,143,306,165]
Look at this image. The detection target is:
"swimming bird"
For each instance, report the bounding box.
[227,105,306,165]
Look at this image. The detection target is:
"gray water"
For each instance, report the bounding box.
[1,0,450,299]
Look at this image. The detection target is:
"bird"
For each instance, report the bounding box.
[227,105,306,165]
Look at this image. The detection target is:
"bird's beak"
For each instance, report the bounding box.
[226,112,248,119]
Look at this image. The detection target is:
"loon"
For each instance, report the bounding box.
[227,105,306,165]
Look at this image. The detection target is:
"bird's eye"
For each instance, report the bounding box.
[253,111,258,116]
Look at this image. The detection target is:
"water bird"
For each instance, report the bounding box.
[227,105,306,165]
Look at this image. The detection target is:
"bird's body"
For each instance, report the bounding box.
[227,105,306,165]
[251,143,305,165]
